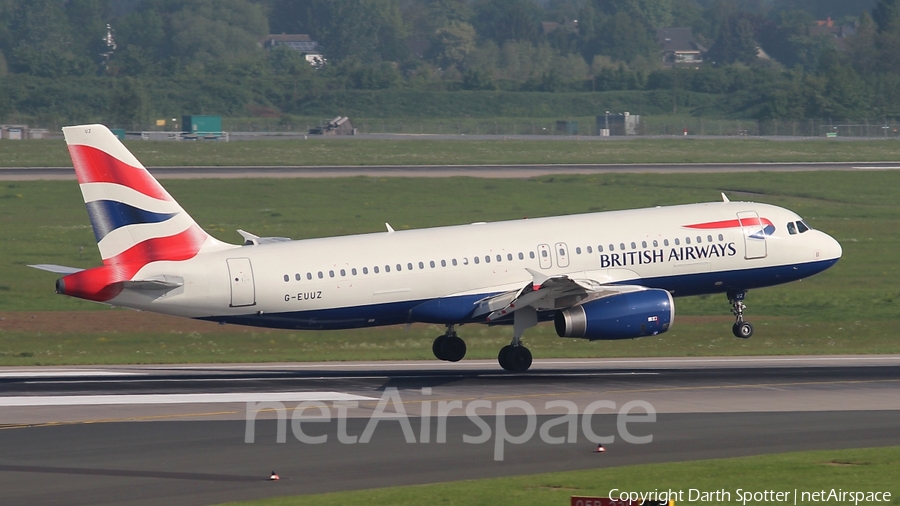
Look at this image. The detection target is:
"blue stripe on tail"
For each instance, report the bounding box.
[85,200,178,242]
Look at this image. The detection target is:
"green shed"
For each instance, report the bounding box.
[182,115,222,135]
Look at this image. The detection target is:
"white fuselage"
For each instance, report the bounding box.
[118,200,841,330]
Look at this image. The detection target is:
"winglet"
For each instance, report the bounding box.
[721,192,730,203]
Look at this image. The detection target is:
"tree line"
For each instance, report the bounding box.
[0,0,898,127]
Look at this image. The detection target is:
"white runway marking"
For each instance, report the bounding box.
[0,392,376,407]
[854,166,900,170]
[0,370,143,378]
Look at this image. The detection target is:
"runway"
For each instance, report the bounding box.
[1,356,899,505]
[2,161,900,180]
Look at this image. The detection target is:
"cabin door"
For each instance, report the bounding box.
[737,211,768,259]
[227,257,256,307]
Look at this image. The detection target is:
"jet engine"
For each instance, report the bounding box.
[554,289,674,340]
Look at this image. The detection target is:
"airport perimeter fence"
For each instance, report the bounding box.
[222,117,900,138]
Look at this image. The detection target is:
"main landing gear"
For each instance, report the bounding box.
[728,291,753,339]
[498,340,533,373]
[432,325,466,362]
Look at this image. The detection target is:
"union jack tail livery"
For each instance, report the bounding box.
[47,125,232,301]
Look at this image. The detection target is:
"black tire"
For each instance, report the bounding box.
[432,335,447,360]
[733,321,753,339]
[443,336,467,362]
[498,345,514,370]
[506,346,533,373]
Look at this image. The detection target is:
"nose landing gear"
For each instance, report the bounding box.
[728,291,753,338]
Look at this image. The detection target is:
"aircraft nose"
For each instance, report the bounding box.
[821,231,842,261]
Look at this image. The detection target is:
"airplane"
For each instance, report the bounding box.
[30,124,843,372]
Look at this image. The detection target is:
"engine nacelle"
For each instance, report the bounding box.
[554,289,674,340]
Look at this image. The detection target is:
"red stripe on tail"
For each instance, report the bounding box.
[67,144,171,201]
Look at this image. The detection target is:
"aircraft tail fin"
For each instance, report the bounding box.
[62,124,231,266]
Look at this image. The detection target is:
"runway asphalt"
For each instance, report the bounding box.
[2,161,900,180]
[1,356,899,506]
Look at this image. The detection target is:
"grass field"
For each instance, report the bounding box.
[2,138,900,167]
[1,170,898,365]
[223,446,900,506]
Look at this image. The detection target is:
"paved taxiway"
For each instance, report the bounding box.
[2,161,900,181]
[1,356,899,506]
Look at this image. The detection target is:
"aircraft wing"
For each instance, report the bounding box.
[475,268,648,322]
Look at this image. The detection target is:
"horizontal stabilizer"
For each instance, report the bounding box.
[121,275,184,292]
[28,264,85,275]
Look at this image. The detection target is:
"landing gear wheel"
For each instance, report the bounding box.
[432,335,447,360]
[442,335,467,362]
[433,329,467,362]
[498,345,514,370]
[499,346,532,373]
[733,321,753,339]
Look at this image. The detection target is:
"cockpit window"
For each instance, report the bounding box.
[787,222,797,235]
[797,220,810,233]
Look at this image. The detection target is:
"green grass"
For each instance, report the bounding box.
[2,138,900,167]
[1,171,899,364]
[222,446,900,505]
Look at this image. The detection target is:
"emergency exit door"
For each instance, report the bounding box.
[227,258,256,307]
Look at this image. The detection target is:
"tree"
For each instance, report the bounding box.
[472,0,542,45]
[6,0,94,77]
[431,21,477,69]
[706,13,759,65]
[872,0,900,33]
[601,0,674,30]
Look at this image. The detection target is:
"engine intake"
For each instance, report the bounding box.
[555,289,674,340]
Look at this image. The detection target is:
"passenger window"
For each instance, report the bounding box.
[797,221,810,233]
[609,244,615,251]
[463,257,469,265]
[497,254,502,262]
[385,265,391,273]
[507,253,513,261]
[295,274,301,281]
[394,264,400,272]
[619,243,625,250]
[419,261,424,269]
[318,271,324,279]
[529,252,535,259]
[408,263,413,270]
[588,246,594,253]
[352,268,357,276]
[340,269,346,276]
[576,247,582,254]
[664,239,670,246]
[307,272,312,280]
[430,260,436,268]
[441,260,447,267]
[474,257,480,264]
[452,259,458,266]
[283,275,289,282]
[674,239,680,246]
[718,234,724,241]
[787,222,797,235]
[696,236,702,243]
[541,250,548,258]
[685,237,691,244]
[652,240,658,247]
[707,235,713,243]
[518,252,524,260]
[374,266,379,273]
[363,267,369,274]
[329,270,335,278]
[485,256,491,263]
[642,241,647,248]
[630,242,636,249]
